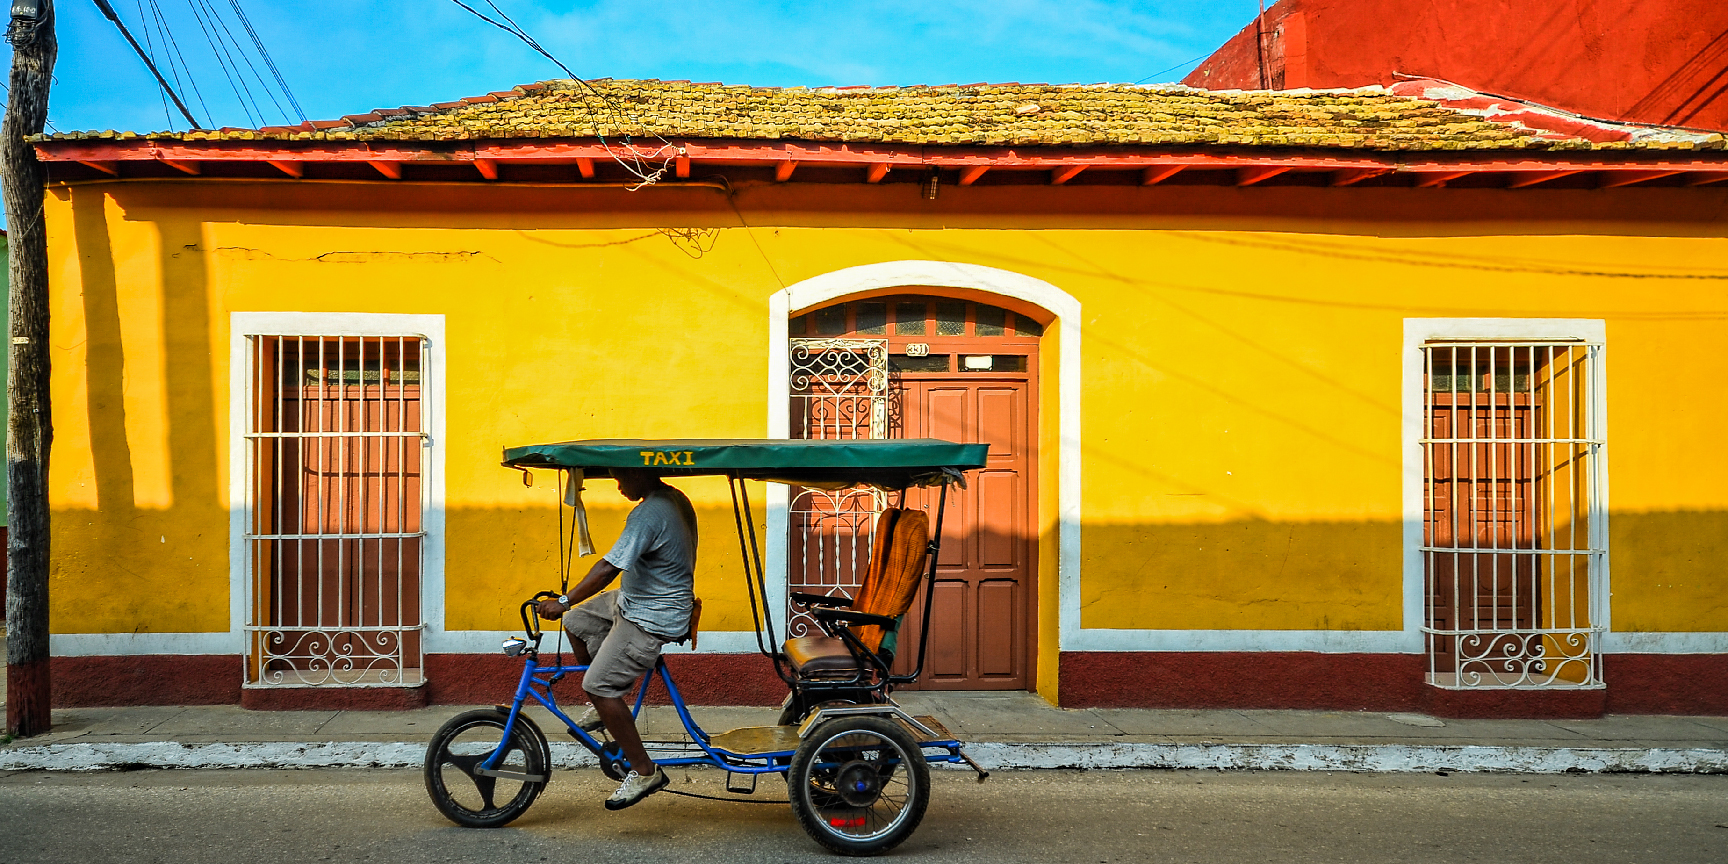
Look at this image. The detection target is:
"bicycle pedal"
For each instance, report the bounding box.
[725,772,758,795]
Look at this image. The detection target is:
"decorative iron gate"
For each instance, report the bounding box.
[786,338,890,637]
[244,335,427,687]
[1421,341,1606,689]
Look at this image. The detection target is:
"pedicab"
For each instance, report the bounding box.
[423,438,992,855]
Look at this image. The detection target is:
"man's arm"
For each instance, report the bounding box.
[536,557,623,620]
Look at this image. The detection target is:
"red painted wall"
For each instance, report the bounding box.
[1183,0,1728,131]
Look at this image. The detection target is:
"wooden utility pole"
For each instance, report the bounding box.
[3,0,55,737]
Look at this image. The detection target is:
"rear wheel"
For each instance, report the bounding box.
[424,709,550,828]
[788,716,930,856]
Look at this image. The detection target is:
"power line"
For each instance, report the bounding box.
[146,0,213,126]
[446,0,676,188]
[226,0,302,122]
[90,0,203,128]
[204,0,288,123]
[184,0,262,126]
[130,0,176,129]
[1136,52,1211,85]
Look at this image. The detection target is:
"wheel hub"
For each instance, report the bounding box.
[835,760,882,807]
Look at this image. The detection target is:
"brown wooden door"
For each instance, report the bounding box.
[892,379,1033,690]
[788,296,1042,690]
[254,337,423,680]
[1425,394,1539,673]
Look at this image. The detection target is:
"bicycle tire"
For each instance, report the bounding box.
[788,716,930,856]
[424,709,551,828]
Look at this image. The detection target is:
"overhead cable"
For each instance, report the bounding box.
[146,0,214,126]
[204,0,290,123]
[185,0,263,127]
[130,0,177,129]
[447,0,677,188]
[90,0,203,128]
[226,0,303,122]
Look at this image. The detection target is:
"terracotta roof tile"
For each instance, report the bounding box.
[37,79,1728,151]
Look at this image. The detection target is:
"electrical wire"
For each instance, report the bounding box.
[203,0,290,123]
[0,81,61,133]
[92,0,203,129]
[1135,52,1210,85]
[226,0,303,122]
[184,0,262,126]
[446,0,678,189]
[147,0,213,127]
[131,0,176,129]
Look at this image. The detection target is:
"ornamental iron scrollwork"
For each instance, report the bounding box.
[787,338,891,631]
[250,627,425,687]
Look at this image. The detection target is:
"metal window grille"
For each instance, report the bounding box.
[786,338,890,637]
[244,335,427,687]
[1421,341,1606,689]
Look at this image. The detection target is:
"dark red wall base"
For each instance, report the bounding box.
[52,655,240,707]
[46,651,1728,716]
[49,652,787,710]
[1059,651,1430,712]
[1605,653,1728,715]
[423,652,787,707]
[240,683,428,711]
[1059,651,1728,718]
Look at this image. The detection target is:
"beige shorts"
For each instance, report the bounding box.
[561,590,670,698]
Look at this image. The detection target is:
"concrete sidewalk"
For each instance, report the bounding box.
[4,691,1726,774]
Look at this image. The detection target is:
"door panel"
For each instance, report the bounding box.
[1425,398,1539,673]
[893,378,1033,690]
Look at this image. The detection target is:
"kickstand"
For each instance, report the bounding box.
[726,771,759,795]
[959,749,990,783]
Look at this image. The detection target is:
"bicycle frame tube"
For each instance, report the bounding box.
[482,652,966,775]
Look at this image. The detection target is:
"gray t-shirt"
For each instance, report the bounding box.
[603,486,698,640]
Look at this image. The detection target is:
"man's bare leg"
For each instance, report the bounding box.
[591,695,653,775]
[562,630,653,775]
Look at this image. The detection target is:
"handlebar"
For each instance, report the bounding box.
[520,591,561,641]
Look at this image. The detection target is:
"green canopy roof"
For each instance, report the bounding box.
[502,438,988,488]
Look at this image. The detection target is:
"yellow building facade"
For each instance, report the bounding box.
[36,80,1728,715]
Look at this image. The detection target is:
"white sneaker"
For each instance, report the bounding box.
[605,766,669,810]
[573,707,604,734]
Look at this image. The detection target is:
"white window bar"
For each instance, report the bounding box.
[786,338,890,637]
[1421,340,1606,689]
[243,335,427,687]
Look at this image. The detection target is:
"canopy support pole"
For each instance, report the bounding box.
[728,474,793,684]
[897,480,949,684]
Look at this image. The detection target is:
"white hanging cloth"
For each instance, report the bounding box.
[565,468,596,557]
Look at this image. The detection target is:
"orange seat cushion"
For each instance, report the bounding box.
[784,634,862,676]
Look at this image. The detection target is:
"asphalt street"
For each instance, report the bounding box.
[2,768,1725,863]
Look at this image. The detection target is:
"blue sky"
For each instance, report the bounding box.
[50,0,1260,134]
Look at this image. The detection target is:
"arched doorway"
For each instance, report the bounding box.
[788,295,1042,690]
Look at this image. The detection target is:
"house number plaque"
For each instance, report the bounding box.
[905,343,930,356]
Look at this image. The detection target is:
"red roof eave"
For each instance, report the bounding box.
[34,137,1728,186]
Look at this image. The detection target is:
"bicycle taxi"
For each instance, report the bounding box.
[423,438,992,855]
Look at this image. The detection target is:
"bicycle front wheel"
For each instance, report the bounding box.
[424,709,550,828]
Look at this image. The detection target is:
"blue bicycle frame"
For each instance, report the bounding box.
[481,648,972,778]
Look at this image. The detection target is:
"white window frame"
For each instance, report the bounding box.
[227,312,446,682]
[1403,318,1609,682]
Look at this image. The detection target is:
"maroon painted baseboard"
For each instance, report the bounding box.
[1058,651,1724,718]
[45,651,1728,716]
[240,683,428,711]
[46,653,788,710]
[1604,654,1728,715]
[1059,651,1430,712]
[52,655,241,707]
[423,652,787,707]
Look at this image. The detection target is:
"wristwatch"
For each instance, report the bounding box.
[557,594,573,608]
